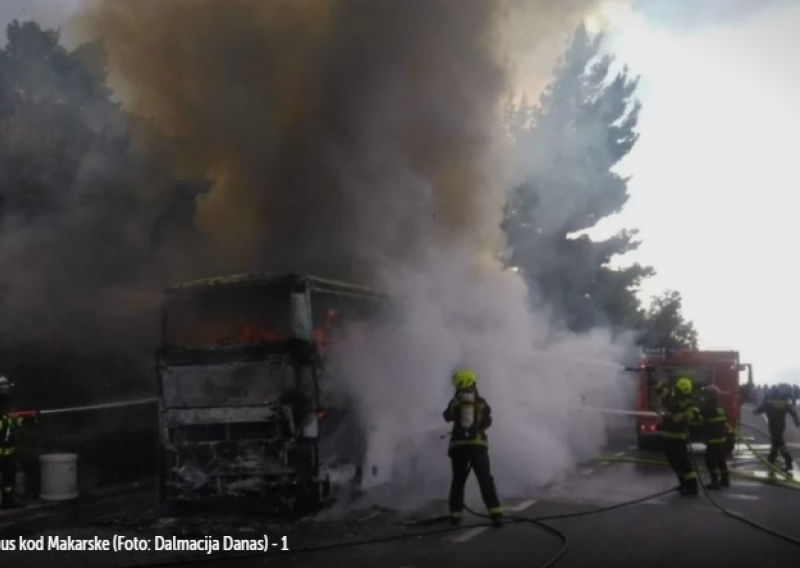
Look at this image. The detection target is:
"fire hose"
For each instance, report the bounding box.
[125,447,676,568]
[11,397,158,418]
[736,422,800,484]
[12,395,800,564]
[686,442,800,547]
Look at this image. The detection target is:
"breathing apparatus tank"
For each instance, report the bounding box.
[458,389,476,429]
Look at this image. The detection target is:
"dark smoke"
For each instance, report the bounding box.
[78,0,516,282]
[3,0,638,506]
[0,0,599,400]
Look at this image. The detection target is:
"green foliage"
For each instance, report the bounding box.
[502,23,701,348]
[638,290,699,350]
[0,19,212,393]
[502,23,650,333]
[0,20,206,293]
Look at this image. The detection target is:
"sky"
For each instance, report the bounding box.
[0,0,798,384]
[589,0,800,384]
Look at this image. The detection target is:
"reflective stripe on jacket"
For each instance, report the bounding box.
[701,404,729,445]
[0,413,26,455]
[655,382,699,441]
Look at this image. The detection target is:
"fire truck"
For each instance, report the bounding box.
[632,348,754,453]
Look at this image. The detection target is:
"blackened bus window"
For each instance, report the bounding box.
[164,283,292,347]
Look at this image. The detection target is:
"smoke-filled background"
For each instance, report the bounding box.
[81,0,632,504]
[0,0,652,502]
[328,251,632,508]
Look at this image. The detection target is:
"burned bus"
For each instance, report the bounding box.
[155,273,387,511]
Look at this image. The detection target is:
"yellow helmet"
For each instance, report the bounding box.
[675,377,693,395]
[452,369,476,390]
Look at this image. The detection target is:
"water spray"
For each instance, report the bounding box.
[13,397,158,418]
[18,350,633,419]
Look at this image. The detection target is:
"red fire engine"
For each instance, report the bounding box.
[632,348,754,453]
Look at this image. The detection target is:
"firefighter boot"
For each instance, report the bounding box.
[706,473,721,490]
[1,489,24,510]
[767,455,778,477]
[720,471,731,488]
[780,449,793,472]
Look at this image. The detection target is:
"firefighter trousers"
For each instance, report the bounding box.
[704,442,729,485]
[0,456,17,503]
[449,445,501,519]
[767,425,793,469]
[663,438,697,491]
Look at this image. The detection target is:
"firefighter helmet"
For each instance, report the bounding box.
[675,376,692,395]
[452,369,476,390]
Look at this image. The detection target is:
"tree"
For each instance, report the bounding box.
[0,21,206,289]
[502,23,650,333]
[0,21,208,401]
[638,290,699,350]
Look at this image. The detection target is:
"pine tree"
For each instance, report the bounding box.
[502,23,649,333]
[638,290,699,349]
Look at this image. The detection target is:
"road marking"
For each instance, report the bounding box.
[723,494,760,501]
[613,452,626,457]
[580,468,595,476]
[451,499,537,543]
[508,499,538,512]
[731,478,766,487]
[356,510,383,522]
[452,526,489,543]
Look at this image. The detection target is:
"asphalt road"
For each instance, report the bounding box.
[1,403,799,568]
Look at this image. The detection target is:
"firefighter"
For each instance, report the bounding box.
[699,385,730,489]
[443,369,503,528]
[754,384,800,474]
[650,375,701,496]
[0,375,37,509]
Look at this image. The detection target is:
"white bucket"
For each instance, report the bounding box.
[39,454,79,501]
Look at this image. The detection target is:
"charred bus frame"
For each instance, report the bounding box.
[155,273,388,512]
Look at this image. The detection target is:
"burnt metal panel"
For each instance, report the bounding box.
[160,360,292,408]
[165,406,277,426]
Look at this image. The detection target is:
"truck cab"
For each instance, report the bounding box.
[633,348,753,454]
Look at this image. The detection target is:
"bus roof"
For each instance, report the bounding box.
[165,273,386,299]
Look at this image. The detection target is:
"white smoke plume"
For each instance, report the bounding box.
[328,247,634,509]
